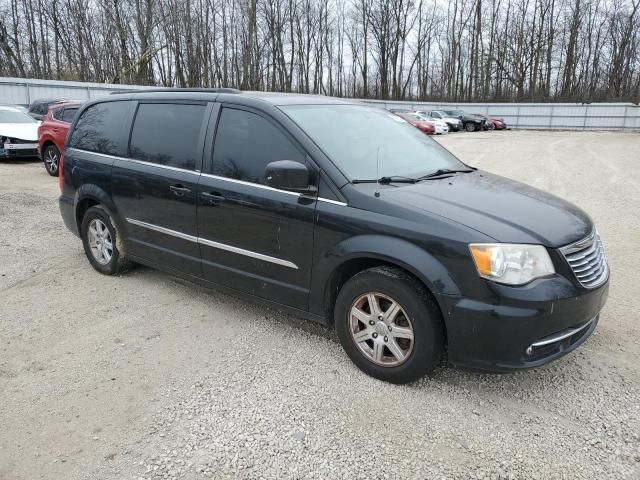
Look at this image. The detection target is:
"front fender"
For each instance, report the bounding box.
[308,234,461,320]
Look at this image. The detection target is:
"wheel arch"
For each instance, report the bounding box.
[74,184,121,236]
[311,235,460,325]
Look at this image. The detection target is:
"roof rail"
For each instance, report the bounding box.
[109,87,241,95]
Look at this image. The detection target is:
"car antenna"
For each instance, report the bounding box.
[375,146,381,197]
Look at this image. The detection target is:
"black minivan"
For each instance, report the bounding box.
[59,89,609,383]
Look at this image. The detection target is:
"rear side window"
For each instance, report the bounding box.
[69,101,129,155]
[52,108,64,121]
[128,103,206,171]
[212,108,304,184]
[61,108,78,123]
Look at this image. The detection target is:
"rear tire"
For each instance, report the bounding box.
[334,266,444,384]
[80,205,133,275]
[464,122,477,132]
[43,144,60,177]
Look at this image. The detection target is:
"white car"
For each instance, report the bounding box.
[417,110,463,132]
[416,113,449,134]
[0,106,40,159]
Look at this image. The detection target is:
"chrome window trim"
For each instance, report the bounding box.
[69,148,348,205]
[67,148,201,175]
[126,217,298,270]
[317,197,348,206]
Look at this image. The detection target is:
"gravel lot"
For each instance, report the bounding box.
[1,130,639,480]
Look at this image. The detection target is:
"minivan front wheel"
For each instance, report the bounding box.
[334,266,444,383]
[81,206,132,275]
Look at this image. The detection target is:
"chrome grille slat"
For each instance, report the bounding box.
[561,232,608,289]
[576,256,605,279]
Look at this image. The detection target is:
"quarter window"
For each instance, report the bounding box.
[212,108,304,184]
[128,103,206,171]
[61,108,78,123]
[68,101,130,156]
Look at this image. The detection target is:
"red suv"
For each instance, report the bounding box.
[38,101,81,176]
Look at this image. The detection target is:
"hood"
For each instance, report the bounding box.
[442,116,462,124]
[376,170,592,247]
[0,122,39,142]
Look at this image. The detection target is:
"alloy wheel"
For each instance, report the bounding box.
[349,292,415,367]
[87,219,113,265]
[44,148,58,174]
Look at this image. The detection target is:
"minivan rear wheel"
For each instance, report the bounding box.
[81,206,133,275]
[334,266,444,383]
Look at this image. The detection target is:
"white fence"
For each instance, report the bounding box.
[1,77,638,131]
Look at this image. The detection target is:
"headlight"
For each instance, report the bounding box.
[469,244,555,285]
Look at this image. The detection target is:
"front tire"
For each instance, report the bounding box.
[334,266,444,384]
[80,206,133,275]
[43,144,60,177]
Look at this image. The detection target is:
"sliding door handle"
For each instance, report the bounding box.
[169,185,191,197]
[201,191,226,203]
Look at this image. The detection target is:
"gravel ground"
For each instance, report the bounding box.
[0,130,639,480]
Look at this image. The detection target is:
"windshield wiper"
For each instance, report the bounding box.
[416,168,475,180]
[352,175,418,184]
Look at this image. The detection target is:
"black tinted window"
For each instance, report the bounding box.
[61,108,78,123]
[212,108,304,184]
[52,108,64,120]
[69,101,129,155]
[129,103,206,171]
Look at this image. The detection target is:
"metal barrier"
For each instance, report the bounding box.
[1,77,638,130]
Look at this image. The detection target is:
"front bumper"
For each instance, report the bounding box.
[0,142,39,158]
[440,276,609,372]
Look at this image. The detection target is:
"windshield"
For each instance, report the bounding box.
[0,109,36,124]
[282,104,466,180]
[444,110,464,117]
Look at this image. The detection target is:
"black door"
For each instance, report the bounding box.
[197,105,316,310]
[111,101,211,277]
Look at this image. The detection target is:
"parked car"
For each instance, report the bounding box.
[38,101,81,176]
[473,113,508,130]
[0,106,40,159]
[440,110,486,132]
[420,110,462,132]
[0,103,29,114]
[28,99,68,120]
[393,111,435,135]
[415,113,449,134]
[59,90,609,384]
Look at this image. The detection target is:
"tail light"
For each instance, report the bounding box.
[58,153,64,191]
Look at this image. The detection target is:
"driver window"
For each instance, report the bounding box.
[212,108,306,185]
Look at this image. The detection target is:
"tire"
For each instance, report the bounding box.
[334,266,444,384]
[80,205,133,275]
[464,122,477,132]
[487,122,495,131]
[43,144,60,177]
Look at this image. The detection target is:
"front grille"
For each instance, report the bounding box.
[561,231,608,288]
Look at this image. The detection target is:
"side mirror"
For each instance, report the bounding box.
[265,160,316,194]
